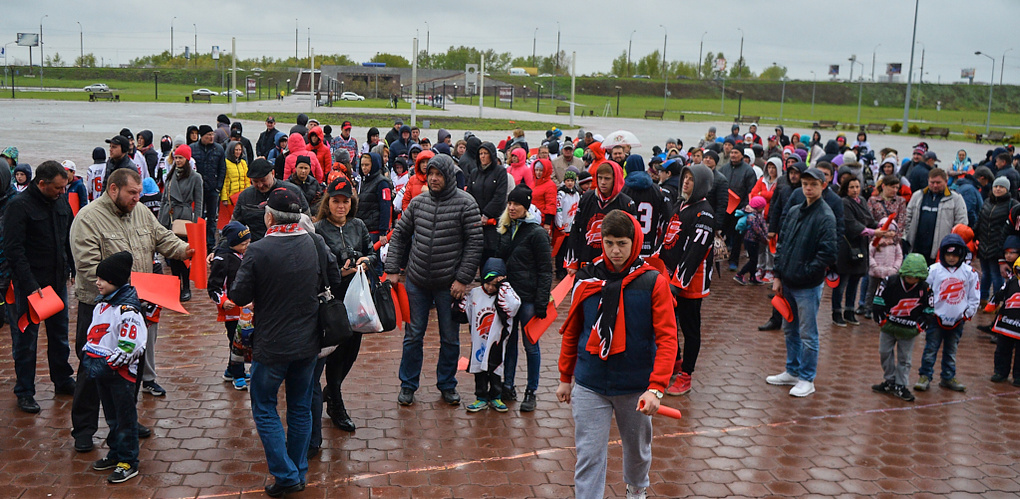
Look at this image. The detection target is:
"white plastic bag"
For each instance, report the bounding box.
[344,267,383,333]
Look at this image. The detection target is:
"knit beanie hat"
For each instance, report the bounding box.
[749,196,767,211]
[221,221,251,247]
[1004,235,1020,251]
[174,144,192,162]
[704,150,720,163]
[898,253,929,279]
[97,251,133,288]
[92,146,106,162]
[993,177,1011,190]
[508,184,532,210]
[563,171,577,181]
[481,258,507,283]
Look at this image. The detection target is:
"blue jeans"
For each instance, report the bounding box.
[249,357,316,486]
[83,356,138,467]
[503,302,540,393]
[398,279,459,392]
[918,324,963,381]
[980,258,1005,302]
[8,280,73,398]
[782,284,823,382]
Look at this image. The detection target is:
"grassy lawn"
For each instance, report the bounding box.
[234,112,569,132]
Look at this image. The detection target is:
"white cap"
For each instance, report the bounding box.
[61,160,77,174]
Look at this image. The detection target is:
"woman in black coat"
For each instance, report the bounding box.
[496,184,552,412]
[309,176,377,452]
[833,176,880,327]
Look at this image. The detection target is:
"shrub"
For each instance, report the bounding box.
[907,124,921,135]
[890,123,902,133]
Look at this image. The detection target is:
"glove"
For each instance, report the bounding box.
[107,349,129,367]
[534,305,547,320]
[497,285,509,312]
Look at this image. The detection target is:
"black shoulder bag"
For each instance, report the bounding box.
[312,235,352,348]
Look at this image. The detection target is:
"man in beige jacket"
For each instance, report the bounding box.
[68,167,194,452]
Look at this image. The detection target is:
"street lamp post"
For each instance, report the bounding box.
[902,0,919,132]
[615,86,622,116]
[424,21,430,69]
[554,21,560,98]
[779,74,787,121]
[976,51,995,134]
[698,31,708,79]
[154,71,159,100]
[810,70,816,116]
[193,24,197,68]
[532,28,538,67]
[736,28,744,78]
[660,24,667,111]
[850,56,864,124]
[1002,48,1013,86]
[536,83,542,113]
[627,30,636,77]
[736,90,744,119]
[170,17,175,59]
[871,43,881,81]
[39,15,47,87]
[75,21,83,64]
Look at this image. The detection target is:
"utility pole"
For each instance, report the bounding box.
[871,43,881,81]
[627,30,636,77]
[1002,48,1013,86]
[39,15,47,87]
[570,51,576,127]
[479,52,485,118]
[553,21,560,99]
[902,0,919,132]
[170,17,175,59]
[424,21,430,69]
[307,28,310,59]
[737,28,744,78]
[231,37,237,116]
[295,19,298,61]
[77,22,83,64]
[532,28,538,68]
[698,31,707,79]
[411,37,418,126]
[193,24,197,68]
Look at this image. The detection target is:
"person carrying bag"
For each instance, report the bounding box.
[158,145,204,302]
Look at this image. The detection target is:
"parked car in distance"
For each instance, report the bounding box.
[538,73,553,77]
[221,89,244,97]
[192,88,218,96]
[83,83,109,92]
[340,91,365,101]
[632,74,651,79]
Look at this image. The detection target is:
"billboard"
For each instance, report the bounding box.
[17,33,39,47]
[887,63,902,75]
[961,68,976,79]
[828,65,840,76]
[211,46,220,60]
[714,57,727,72]
[498,86,513,103]
[247,78,256,93]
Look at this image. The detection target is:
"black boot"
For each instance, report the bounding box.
[326,389,355,432]
[832,311,847,327]
[180,277,191,302]
[759,309,782,331]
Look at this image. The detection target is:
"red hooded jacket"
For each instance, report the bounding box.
[565,160,637,270]
[402,150,434,212]
[283,133,324,182]
[307,126,332,181]
[532,158,557,218]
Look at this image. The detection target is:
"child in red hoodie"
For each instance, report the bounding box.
[531,158,557,229]
[556,209,678,499]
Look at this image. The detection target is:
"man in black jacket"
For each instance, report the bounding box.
[191,125,227,247]
[256,116,278,158]
[232,159,309,241]
[229,187,342,498]
[386,154,483,407]
[135,130,159,179]
[4,161,75,413]
[760,161,805,331]
[766,168,837,398]
[467,141,508,264]
[101,135,138,192]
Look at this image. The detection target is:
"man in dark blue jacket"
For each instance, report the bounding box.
[191,125,226,247]
[388,125,413,169]
[766,167,837,398]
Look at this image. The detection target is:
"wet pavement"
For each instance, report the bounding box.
[1,267,1019,498]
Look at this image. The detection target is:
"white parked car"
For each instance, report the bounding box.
[221,89,244,97]
[340,91,365,101]
[192,88,217,96]
[83,83,109,92]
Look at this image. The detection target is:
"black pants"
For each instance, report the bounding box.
[994,335,1020,378]
[725,215,742,266]
[225,320,245,378]
[323,332,363,405]
[474,333,507,400]
[737,240,760,277]
[168,259,190,290]
[72,301,146,440]
[675,298,702,375]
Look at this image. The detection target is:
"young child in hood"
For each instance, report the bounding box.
[208,222,252,389]
[13,164,31,193]
[733,196,769,285]
[990,258,1020,386]
[455,258,521,413]
[86,147,107,201]
[532,158,557,228]
[863,217,903,319]
[914,234,979,393]
[555,171,581,277]
[871,253,932,402]
[83,251,147,483]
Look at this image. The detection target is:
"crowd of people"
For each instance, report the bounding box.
[4,114,1020,498]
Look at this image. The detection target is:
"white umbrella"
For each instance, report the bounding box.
[602,130,641,148]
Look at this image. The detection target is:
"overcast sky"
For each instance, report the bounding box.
[3,0,1018,84]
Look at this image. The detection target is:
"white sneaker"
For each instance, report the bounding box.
[626,485,647,499]
[789,380,815,397]
[766,371,799,386]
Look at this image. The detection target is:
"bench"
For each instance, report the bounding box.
[191,93,212,103]
[865,123,887,133]
[555,106,571,115]
[644,109,664,120]
[919,127,950,139]
[735,115,760,124]
[976,131,1008,143]
[812,120,838,129]
[89,92,117,102]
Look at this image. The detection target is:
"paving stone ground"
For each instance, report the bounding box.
[1,265,1019,498]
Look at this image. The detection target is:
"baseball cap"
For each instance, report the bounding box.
[923,151,940,162]
[246,158,275,178]
[802,167,826,181]
[266,116,275,123]
[341,120,352,130]
[327,176,354,198]
[105,135,131,150]
[260,187,303,213]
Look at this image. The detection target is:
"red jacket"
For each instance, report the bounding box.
[307,126,332,180]
[532,158,557,217]
[402,150,434,212]
[749,176,778,218]
[283,133,323,182]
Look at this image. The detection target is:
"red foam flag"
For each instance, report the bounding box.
[186,219,208,290]
[551,274,575,307]
[131,272,189,314]
[639,399,683,419]
[726,189,740,214]
[68,192,81,216]
[524,302,558,344]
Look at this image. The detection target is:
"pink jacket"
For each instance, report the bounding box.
[507,148,534,188]
[869,240,903,279]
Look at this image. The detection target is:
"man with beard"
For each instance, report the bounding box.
[232,159,310,241]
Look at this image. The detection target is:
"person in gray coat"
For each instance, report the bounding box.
[158,146,204,302]
[386,154,484,407]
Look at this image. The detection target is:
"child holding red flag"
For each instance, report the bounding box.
[557,209,677,499]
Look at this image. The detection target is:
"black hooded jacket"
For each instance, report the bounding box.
[356,152,393,234]
[459,136,483,180]
[468,142,509,254]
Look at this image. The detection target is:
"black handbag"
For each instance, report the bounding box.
[312,235,352,348]
[845,235,865,262]
[374,280,398,333]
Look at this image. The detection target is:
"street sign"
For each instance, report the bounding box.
[211,46,220,60]
[247,78,256,93]
[828,65,840,76]
[887,63,902,75]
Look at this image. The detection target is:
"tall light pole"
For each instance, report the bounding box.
[76,22,83,64]
[902,0,919,132]
[976,51,995,134]
[532,28,538,67]
[914,42,925,119]
[424,21,430,69]
[170,17,176,59]
[698,31,708,79]
[736,28,744,78]
[193,24,197,67]
[39,14,47,86]
[554,21,560,98]
[307,28,310,59]
[850,56,864,124]
[627,30,636,77]
[871,43,881,81]
[810,70,816,116]
[660,24,667,111]
[779,74,787,121]
[1002,48,1013,86]
[294,19,298,61]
